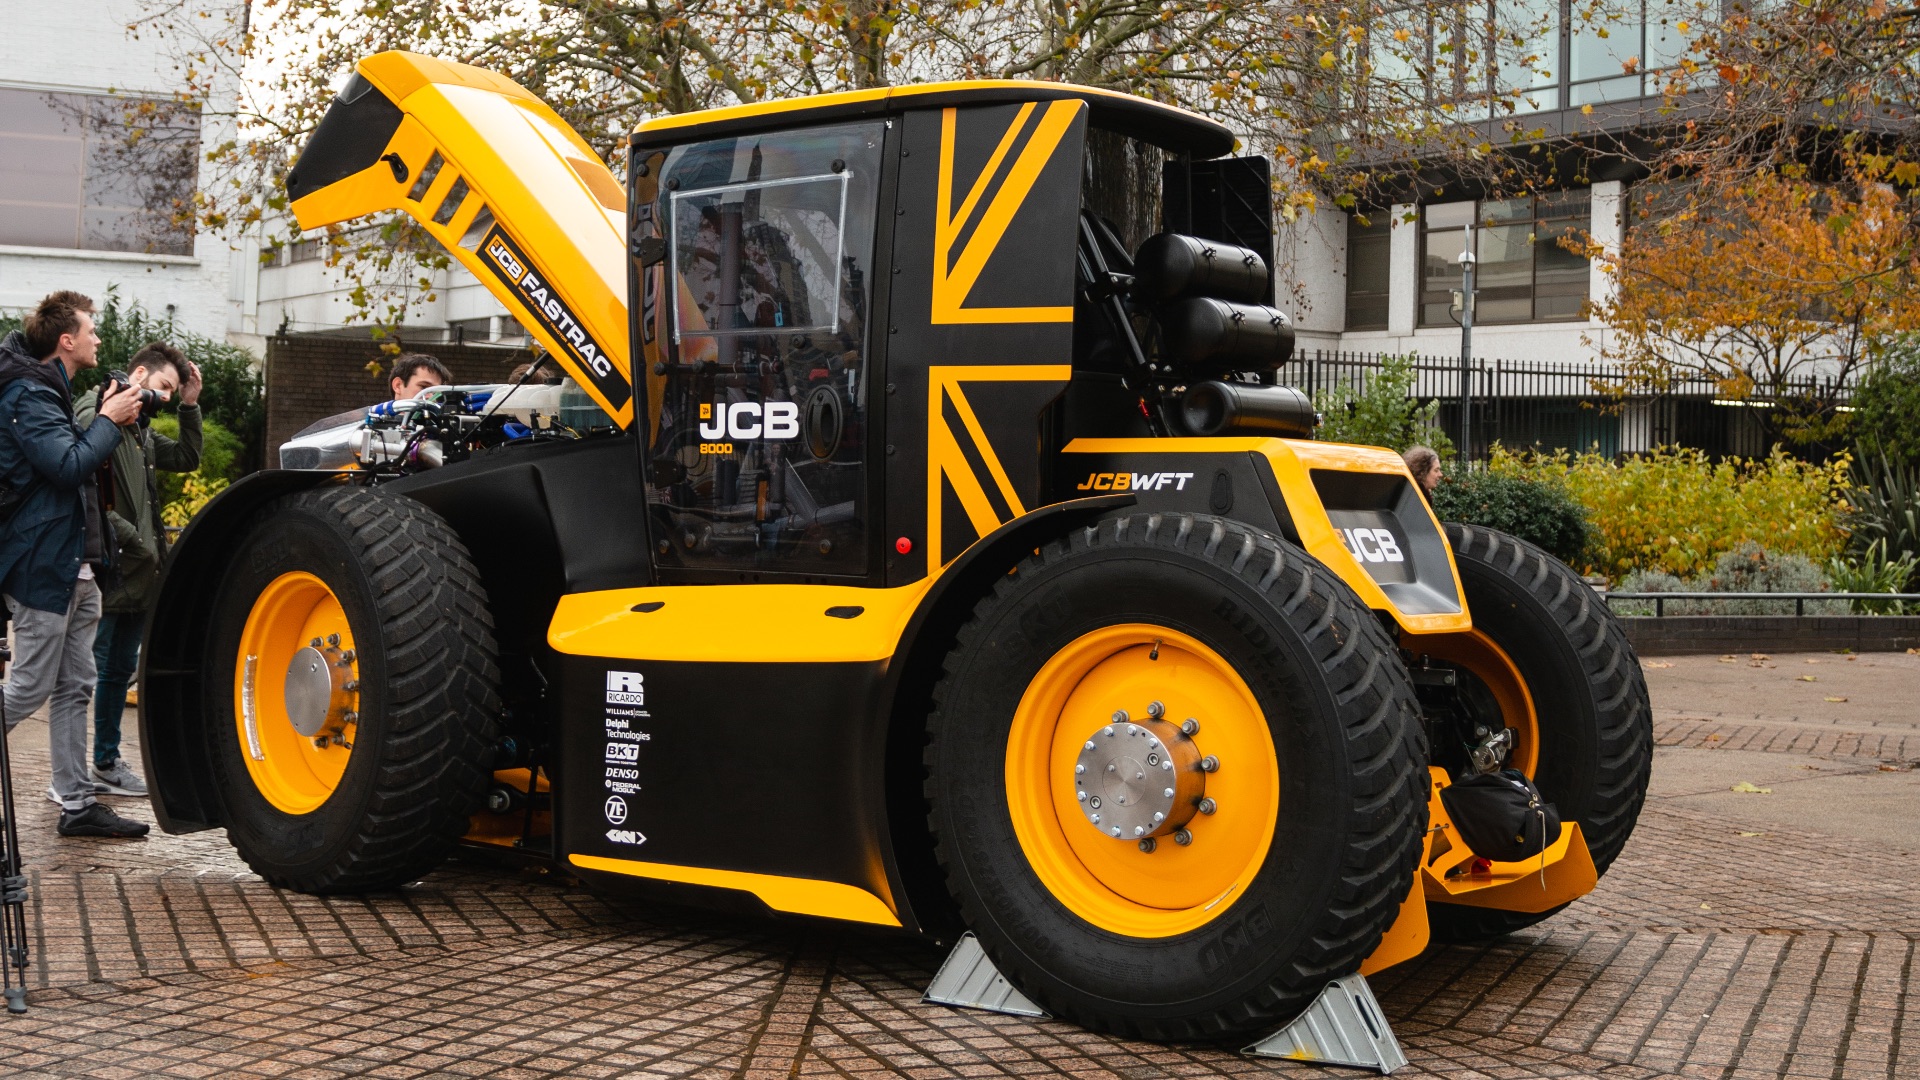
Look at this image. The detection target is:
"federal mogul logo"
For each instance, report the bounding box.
[478,225,631,412]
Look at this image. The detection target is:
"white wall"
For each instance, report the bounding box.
[0,0,245,345]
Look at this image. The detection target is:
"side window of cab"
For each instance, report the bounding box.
[642,121,883,577]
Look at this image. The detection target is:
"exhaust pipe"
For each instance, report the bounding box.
[1178,380,1318,439]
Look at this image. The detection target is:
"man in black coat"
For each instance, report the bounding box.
[0,292,146,837]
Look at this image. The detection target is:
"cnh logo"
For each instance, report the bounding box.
[699,401,800,441]
[1340,527,1405,564]
[1074,471,1194,492]
[606,670,645,705]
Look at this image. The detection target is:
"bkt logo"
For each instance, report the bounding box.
[606,670,645,705]
[1074,471,1194,492]
[699,401,800,441]
[605,742,640,764]
[1340,527,1405,564]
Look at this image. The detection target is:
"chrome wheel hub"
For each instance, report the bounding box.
[1072,705,1206,842]
[283,637,359,741]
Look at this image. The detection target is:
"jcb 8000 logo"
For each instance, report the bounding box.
[606,671,645,705]
[1075,471,1194,492]
[699,401,799,441]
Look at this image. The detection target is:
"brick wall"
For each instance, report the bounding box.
[1623,615,1920,656]
[264,335,533,467]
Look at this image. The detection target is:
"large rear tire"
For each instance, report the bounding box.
[926,512,1427,1041]
[1427,523,1652,941]
[204,487,501,893]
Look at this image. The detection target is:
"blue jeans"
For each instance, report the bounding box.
[91,611,144,770]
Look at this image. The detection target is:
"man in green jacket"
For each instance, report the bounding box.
[73,341,201,797]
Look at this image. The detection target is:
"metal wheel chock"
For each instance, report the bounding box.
[1243,972,1406,1074]
[921,932,1046,1018]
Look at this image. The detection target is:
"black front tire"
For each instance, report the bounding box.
[1428,522,1653,941]
[205,487,501,893]
[926,512,1427,1041]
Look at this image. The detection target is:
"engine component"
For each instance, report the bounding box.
[1131,233,1269,305]
[1155,297,1295,376]
[1178,381,1317,438]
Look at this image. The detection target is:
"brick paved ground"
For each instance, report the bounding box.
[2,651,1915,1079]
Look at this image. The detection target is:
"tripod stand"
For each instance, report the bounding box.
[1,625,30,1014]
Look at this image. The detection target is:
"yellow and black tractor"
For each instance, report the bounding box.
[141,53,1651,1041]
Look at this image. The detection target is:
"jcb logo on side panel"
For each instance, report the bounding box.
[1339,527,1405,564]
[1075,471,1194,492]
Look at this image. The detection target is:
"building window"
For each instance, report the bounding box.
[0,87,199,256]
[1569,1,1698,105]
[1419,192,1589,326]
[1345,213,1392,330]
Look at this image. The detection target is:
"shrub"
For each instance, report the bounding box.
[1314,354,1456,457]
[150,414,243,524]
[1488,446,1849,579]
[1844,452,1920,590]
[1827,539,1917,613]
[1852,337,1920,469]
[1432,467,1590,566]
[1613,543,1844,614]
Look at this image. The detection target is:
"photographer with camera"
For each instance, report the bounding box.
[74,343,200,799]
[0,291,147,839]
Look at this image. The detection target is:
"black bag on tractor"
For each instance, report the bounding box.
[134,53,1652,1045]
[1441,769,1563,862]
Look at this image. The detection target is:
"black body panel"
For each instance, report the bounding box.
[1052,449,1287,536]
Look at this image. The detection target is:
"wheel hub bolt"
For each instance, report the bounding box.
[1173,829,1193,846]
[1111,710,1128,723]
[1088,796,1101,809]
[1162,787,1175,798]
[1198,797,1218,815]
[1138,837,1157,853]
[1147,753,1160,766]
[1200,755,1220,773]
[1146,700,1165,719]
[1077,791,1088,802]
[1181,718,1199,736]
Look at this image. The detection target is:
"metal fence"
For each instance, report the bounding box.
[1281,350,1852,461]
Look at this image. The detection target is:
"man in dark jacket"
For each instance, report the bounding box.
[75,341,201,797]
[0,291,147,838]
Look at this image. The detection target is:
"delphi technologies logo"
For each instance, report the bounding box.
[606,670,645,706]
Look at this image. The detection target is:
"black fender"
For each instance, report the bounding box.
[878,492,1135,937]
[139,470,349,832]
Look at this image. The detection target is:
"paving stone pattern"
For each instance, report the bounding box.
[2,653,1915,1078]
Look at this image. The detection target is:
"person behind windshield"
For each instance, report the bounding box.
[389,353,452,399]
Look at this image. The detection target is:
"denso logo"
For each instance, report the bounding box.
[1340,527,1405,564]
[1074,471,1194,492]
[699,401,800,441]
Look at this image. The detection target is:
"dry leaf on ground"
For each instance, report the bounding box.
[1730,781,1772,793]
[1751,653,1770,660]
[1738,831,1765,837]
[1797,675,1817,682]
[1825,696,1848,702]
[1645,661,1674,669]
[1718,655,1738,663]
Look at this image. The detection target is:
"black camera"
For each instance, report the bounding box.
[107,371,165,421]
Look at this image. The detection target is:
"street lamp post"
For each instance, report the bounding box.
[1455,248,1477,460]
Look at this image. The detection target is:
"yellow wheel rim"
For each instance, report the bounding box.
[1410,630,1540,777]
[233,571,360,815]
[1004,624,1280,938]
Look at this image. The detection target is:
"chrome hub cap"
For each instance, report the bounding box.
[1072,705,1207,843]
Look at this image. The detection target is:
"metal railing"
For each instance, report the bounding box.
[1604,591,1920,616]
[1288,350,1852,461]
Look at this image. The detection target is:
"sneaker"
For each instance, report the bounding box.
[45,780,109,805]
[56,803,149,838]
[91,758,148,797]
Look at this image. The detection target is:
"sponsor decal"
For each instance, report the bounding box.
[605,742,640,764]
[1338,526,1405,564]
[606,670,645,706]
[698,401,800,441]
[477,225,631,412]
[1074,471,1194,492]
[605,828,648,846]
[604,796,628,824]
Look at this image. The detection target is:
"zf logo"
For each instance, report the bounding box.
[1074,471,1194,492]
[606,670,645,706]
[604,796,627,824]
[604,828,647,846]
[605,742,639,764]
[1340,527,1405,564]
[699,401,800,441]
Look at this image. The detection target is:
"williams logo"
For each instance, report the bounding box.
[478,225,631,412]
[606,670,645,706]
